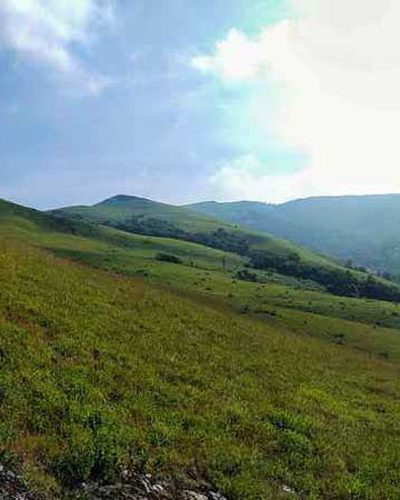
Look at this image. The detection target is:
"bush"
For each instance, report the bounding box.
[235,269,259,283]
[155,253,182,264]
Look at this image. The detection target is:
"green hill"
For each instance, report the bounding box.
[1,197,400,498]
[50,194,231,233]
[188,195,400,278]
[50,195,400,302]
[0,197,99,237]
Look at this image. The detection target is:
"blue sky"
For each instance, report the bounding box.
[1,0,399,209]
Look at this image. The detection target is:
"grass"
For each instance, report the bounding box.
[2,199,400,497]
[49,195,400,303]
[3,203,400,331]
[49,195,341,268]
[49,194,231,233]
[2,239,400,499]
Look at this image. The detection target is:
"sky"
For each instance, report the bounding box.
[0,0,400,209]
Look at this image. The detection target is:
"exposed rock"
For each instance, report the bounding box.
[282,484,295,494]
[0,465,37,500]
[182,491,208,500]
[0,464,228,500]
[75,471,228,500]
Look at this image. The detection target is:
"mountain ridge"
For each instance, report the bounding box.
[48,194,400,302]
[187,193,400,277]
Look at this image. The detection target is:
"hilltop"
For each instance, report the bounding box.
[50,195,226,233]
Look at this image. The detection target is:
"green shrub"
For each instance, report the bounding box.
[155,253,183,264]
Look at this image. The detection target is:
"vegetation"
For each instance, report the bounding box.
[1,197,400,498]
[155,252,183,264]
[50,195,400,303]
[188,195,400,278]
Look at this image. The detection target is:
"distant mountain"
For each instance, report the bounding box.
[50,194,400,301]
[188,194,400,277]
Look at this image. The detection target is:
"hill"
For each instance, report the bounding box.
[50,195,400,302]
[49,194,230,233]
[188,194,400,278]
[2,197,400,498]
[0,197,99,238]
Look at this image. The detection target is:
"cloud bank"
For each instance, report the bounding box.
[192,0,400,202]
[0,0,114,95]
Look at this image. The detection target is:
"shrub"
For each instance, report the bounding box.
[235,269,259,283]
[155,253,182,264]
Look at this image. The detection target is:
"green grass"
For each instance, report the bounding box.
[49,194,230,233]
[2,239,400,499]
[49,195,400,303]
[3,200,400,332]
[2,198,400,498]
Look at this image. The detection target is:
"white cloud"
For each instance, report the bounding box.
[0,0,114,95]
[191,28,270,82]
[192,0,400,201]
[210,155,313,203]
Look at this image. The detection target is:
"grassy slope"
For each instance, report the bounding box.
[49,194,231,233]
[3,198,400,331]
[49,195,400,302]
[49,195,343,266]
[2,198,400,498]
[188,196,400,276]
[2,235,400,499]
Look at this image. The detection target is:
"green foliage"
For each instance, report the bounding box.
[188,196,400,277]
[55,414,130,484]
[249,249,400,302]
[155,253,183,264]
[0,240,400,498]
[50,195,400,303]
[3,197,400,498]
[235,269,259,283]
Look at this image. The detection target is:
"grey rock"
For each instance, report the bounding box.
[0,463,228,500]
[209,494,228,500]
[0,465,37,500]
[182,492,208,500]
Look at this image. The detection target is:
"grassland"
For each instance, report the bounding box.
[2,199,400,498]
[2,238,400,499]
[49,194,231,233]
[50,195,400,303]
[4,199,400,332]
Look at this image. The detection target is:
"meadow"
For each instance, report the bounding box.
[50,195,400,302]
[1,200,400,498]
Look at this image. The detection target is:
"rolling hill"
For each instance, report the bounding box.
[50,195,400,302]
[2,197,400,498]
[188,194,400,278]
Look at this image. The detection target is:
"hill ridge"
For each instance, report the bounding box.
[48,194,400,303]
[187,194,400,277]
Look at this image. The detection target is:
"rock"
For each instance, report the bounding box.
[182,492,208,500]
[151,484,165,493]
[0,465,37,500]
[209,494,228,500]
[0,463,227,500]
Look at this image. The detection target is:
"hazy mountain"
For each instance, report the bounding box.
[188,194,400,276]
